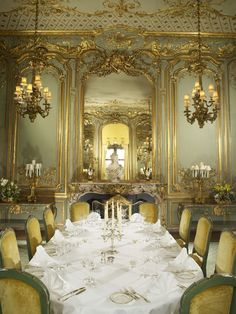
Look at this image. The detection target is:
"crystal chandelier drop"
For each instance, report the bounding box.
[14,0,51,123]
[184,0,220,128]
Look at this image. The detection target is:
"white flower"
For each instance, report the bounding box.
[1,178,8,186]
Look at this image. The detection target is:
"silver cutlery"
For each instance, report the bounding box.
[128,287,151,303]
[59,287,86,301]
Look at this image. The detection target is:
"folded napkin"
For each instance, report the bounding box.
[148,272,179,296]
[29,245,59,267]
[158,232,178,248]
[86,212,101,223]
[165,248,196,272]
[42,268,70,295]
[65,219,77,233]
[152,219,166,235]
[130,213,144,223]
[52,229,65,244]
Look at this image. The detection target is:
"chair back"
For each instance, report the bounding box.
[0,228,21,270]
[215,230,236,275]
[43,208,55,242]
[180,274,236,314]
[107,195,132,219]
[177,208,192,251]
[70,201,90,222]
[0,268,50,314]
[191,216,212,277]
[25,215,42,260]
[139,202,158,223]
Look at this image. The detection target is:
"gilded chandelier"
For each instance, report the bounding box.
[14,0,51,123]
[184,0,219,128]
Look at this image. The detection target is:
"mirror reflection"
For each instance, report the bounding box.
[83,73,153,181]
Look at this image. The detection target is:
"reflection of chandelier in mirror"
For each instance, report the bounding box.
[184,0,220,128]
[14,0,52,123]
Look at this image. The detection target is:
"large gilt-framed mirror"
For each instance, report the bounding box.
[80,72,155,181]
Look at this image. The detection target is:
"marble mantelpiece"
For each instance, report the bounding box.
[68,181,167,225]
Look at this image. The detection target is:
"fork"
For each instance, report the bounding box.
[128,287,151,303]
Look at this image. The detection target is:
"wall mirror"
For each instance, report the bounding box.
[81,72,154,181]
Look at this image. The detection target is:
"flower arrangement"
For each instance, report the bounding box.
[0,178,20,202]
[213,183,234,204]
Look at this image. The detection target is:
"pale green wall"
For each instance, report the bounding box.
[177,74,218,169]
[16,73,58,168]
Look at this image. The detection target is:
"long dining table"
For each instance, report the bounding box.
[25,214,203,314]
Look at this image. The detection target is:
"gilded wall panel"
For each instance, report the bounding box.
[228,60,236,182]
[0,59,7,177]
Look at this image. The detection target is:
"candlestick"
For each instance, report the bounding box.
[25,160,42,202]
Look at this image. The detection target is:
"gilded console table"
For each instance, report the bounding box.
[0,202,54,231]
[179,203,236,231]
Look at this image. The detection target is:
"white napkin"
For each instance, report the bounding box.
[29,245,59,267]
[159,232,178,248]
[52,229,65,244]
[65,219,77,233]
[152,219,166,235]
[86,212,101,223]
[148,272,179,296]
[165,248,196,272]
[130,213,144,223]
[42,268,70,295]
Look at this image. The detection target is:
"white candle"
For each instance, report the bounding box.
[32,159,36,166]
[112,201,114,227]
[118,205,122,233]
[105,202,108,222]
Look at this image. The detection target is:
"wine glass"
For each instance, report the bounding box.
[81,258,96,287]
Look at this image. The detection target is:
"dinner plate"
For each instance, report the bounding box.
[176,272,196,280]
[110,292,133,304]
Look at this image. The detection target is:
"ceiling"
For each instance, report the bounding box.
[0,0,235,36]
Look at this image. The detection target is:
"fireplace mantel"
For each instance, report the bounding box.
[68,181,167,225]
[69,181,165,203]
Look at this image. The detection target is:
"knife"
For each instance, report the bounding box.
[59,287,86,301]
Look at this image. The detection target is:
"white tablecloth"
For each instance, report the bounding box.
[25,219,203,314]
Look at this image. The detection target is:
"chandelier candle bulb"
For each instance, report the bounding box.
[194,81,200,89]
[184,95,190,107]
[21,77,27,85]
[208,84,214,94]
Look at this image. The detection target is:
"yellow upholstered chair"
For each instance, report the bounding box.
[215,230,236,275]
[189,216,212,277]
[0,228,21,270]
[179,274,236,314]
[43,207,55,242]
[25,215,43,260]
[139,202,158,223]
[0,268,50,314]
[176,208,192,252]
[70,201,90,222]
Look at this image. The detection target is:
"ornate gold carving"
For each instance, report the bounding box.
[79,49,159,82]
[104,31,136,48]
[9,204,21,214]
[103,0,141,16]
[68,182,165,203]
[17,166,57,187]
